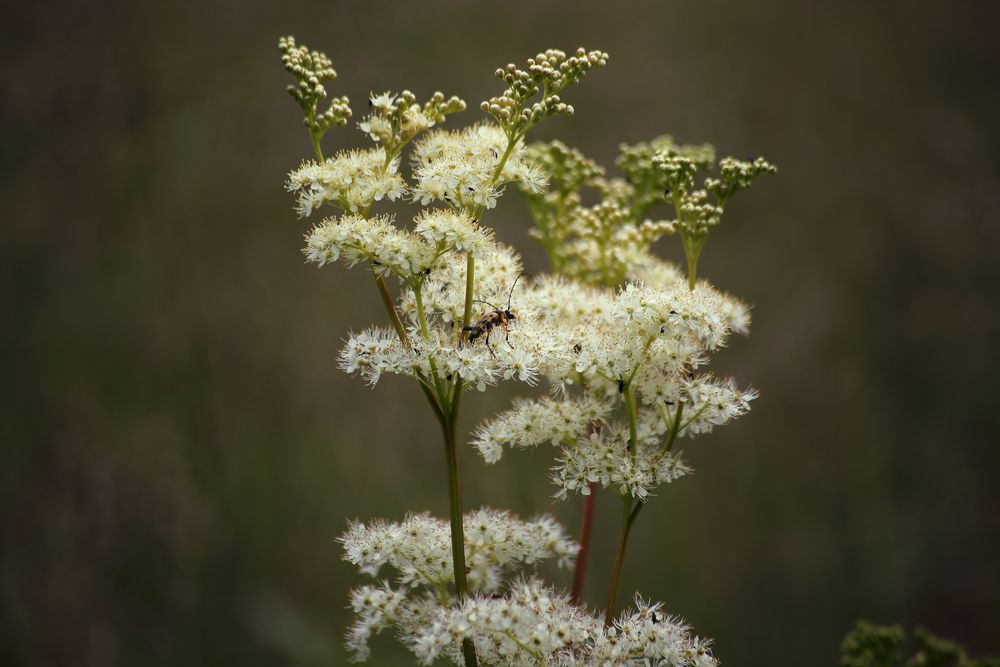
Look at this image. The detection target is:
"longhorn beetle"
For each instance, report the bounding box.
[462,273,528,357]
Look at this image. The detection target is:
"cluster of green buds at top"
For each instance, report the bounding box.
[520,141,604,263]
[618,135,715,220]
[706,157,779,207]
[481,48,609,138]
[651,143,776,289]
[359,90,466,161]
[279,35,352,157]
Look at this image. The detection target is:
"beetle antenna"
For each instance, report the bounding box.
[506,272,530,311]
[473,298,500,311]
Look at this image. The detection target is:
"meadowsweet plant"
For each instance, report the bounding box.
[279,36,773,666]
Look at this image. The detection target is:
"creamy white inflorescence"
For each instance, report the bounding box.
[280,36,772,667]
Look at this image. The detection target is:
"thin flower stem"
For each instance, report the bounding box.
[664,401,685,452]
[414,286,448,406]
[570,482,598,605]
[623,383,639,457]
[311,132,324,163]
[604,495,643,626]
[604,496,642,627]
[443,126,520,667]
[603,380,644,624]
[442,413,477,667]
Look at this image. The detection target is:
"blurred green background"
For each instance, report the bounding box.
[3,1,998,664]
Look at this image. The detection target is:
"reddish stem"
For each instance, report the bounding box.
[570,483,598,605]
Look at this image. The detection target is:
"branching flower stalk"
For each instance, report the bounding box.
[515,137,775,624]
[280,36,772,665]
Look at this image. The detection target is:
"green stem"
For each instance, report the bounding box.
[441,127,521,667]
[623,383,639,458]
[414,286,448,406]
[680,234,708,291]
[311,132,324,162]
[664,401,685,452]
[604,496,643,626]
[442,414,477,667]
[371,268,447,429]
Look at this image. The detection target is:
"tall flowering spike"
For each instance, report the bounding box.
[276,39,767,665]
[480,47,609,137]
[279,36,352,152]
[358,90,466,157]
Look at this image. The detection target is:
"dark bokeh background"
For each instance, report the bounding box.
[3,1,998,665]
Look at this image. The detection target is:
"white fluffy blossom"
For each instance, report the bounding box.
[551,423,693,502]
[304,214,438,280]
[410,123,546,210]
[345,577,718,666]
[472,395,612,464]
[413,207,494,257]
[285,148,405,216]
[339,509,577,592]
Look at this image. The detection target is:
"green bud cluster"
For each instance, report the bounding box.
[520,140,679,287]
[279,36,352,157]
[621,135,714,219]
[524,140,604,197]
[705,156,778,207]
[481,48,608,138]
[649,143,776,289]
[360,90,465,160]
[520,134,774,290]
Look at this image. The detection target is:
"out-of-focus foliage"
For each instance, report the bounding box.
[842,621,1000,667]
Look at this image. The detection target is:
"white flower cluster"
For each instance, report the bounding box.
[279,38,764,667]
[675,375,759,436]
[591,596,718,667]
[410,123,546,210]
[398,242,525,324]
[304,208,500,284]
[472,395,611,464]
[338,323,539,391]
[515,280,735,392]
[358,90,466,154]
[340,509,577,592]
[464,278,757,501]
[346,577,717,666]
[552,423,693,501]
[286,148,405,216]
[412,207,494,256]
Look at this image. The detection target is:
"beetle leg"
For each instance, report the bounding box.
[485,328,496,358]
